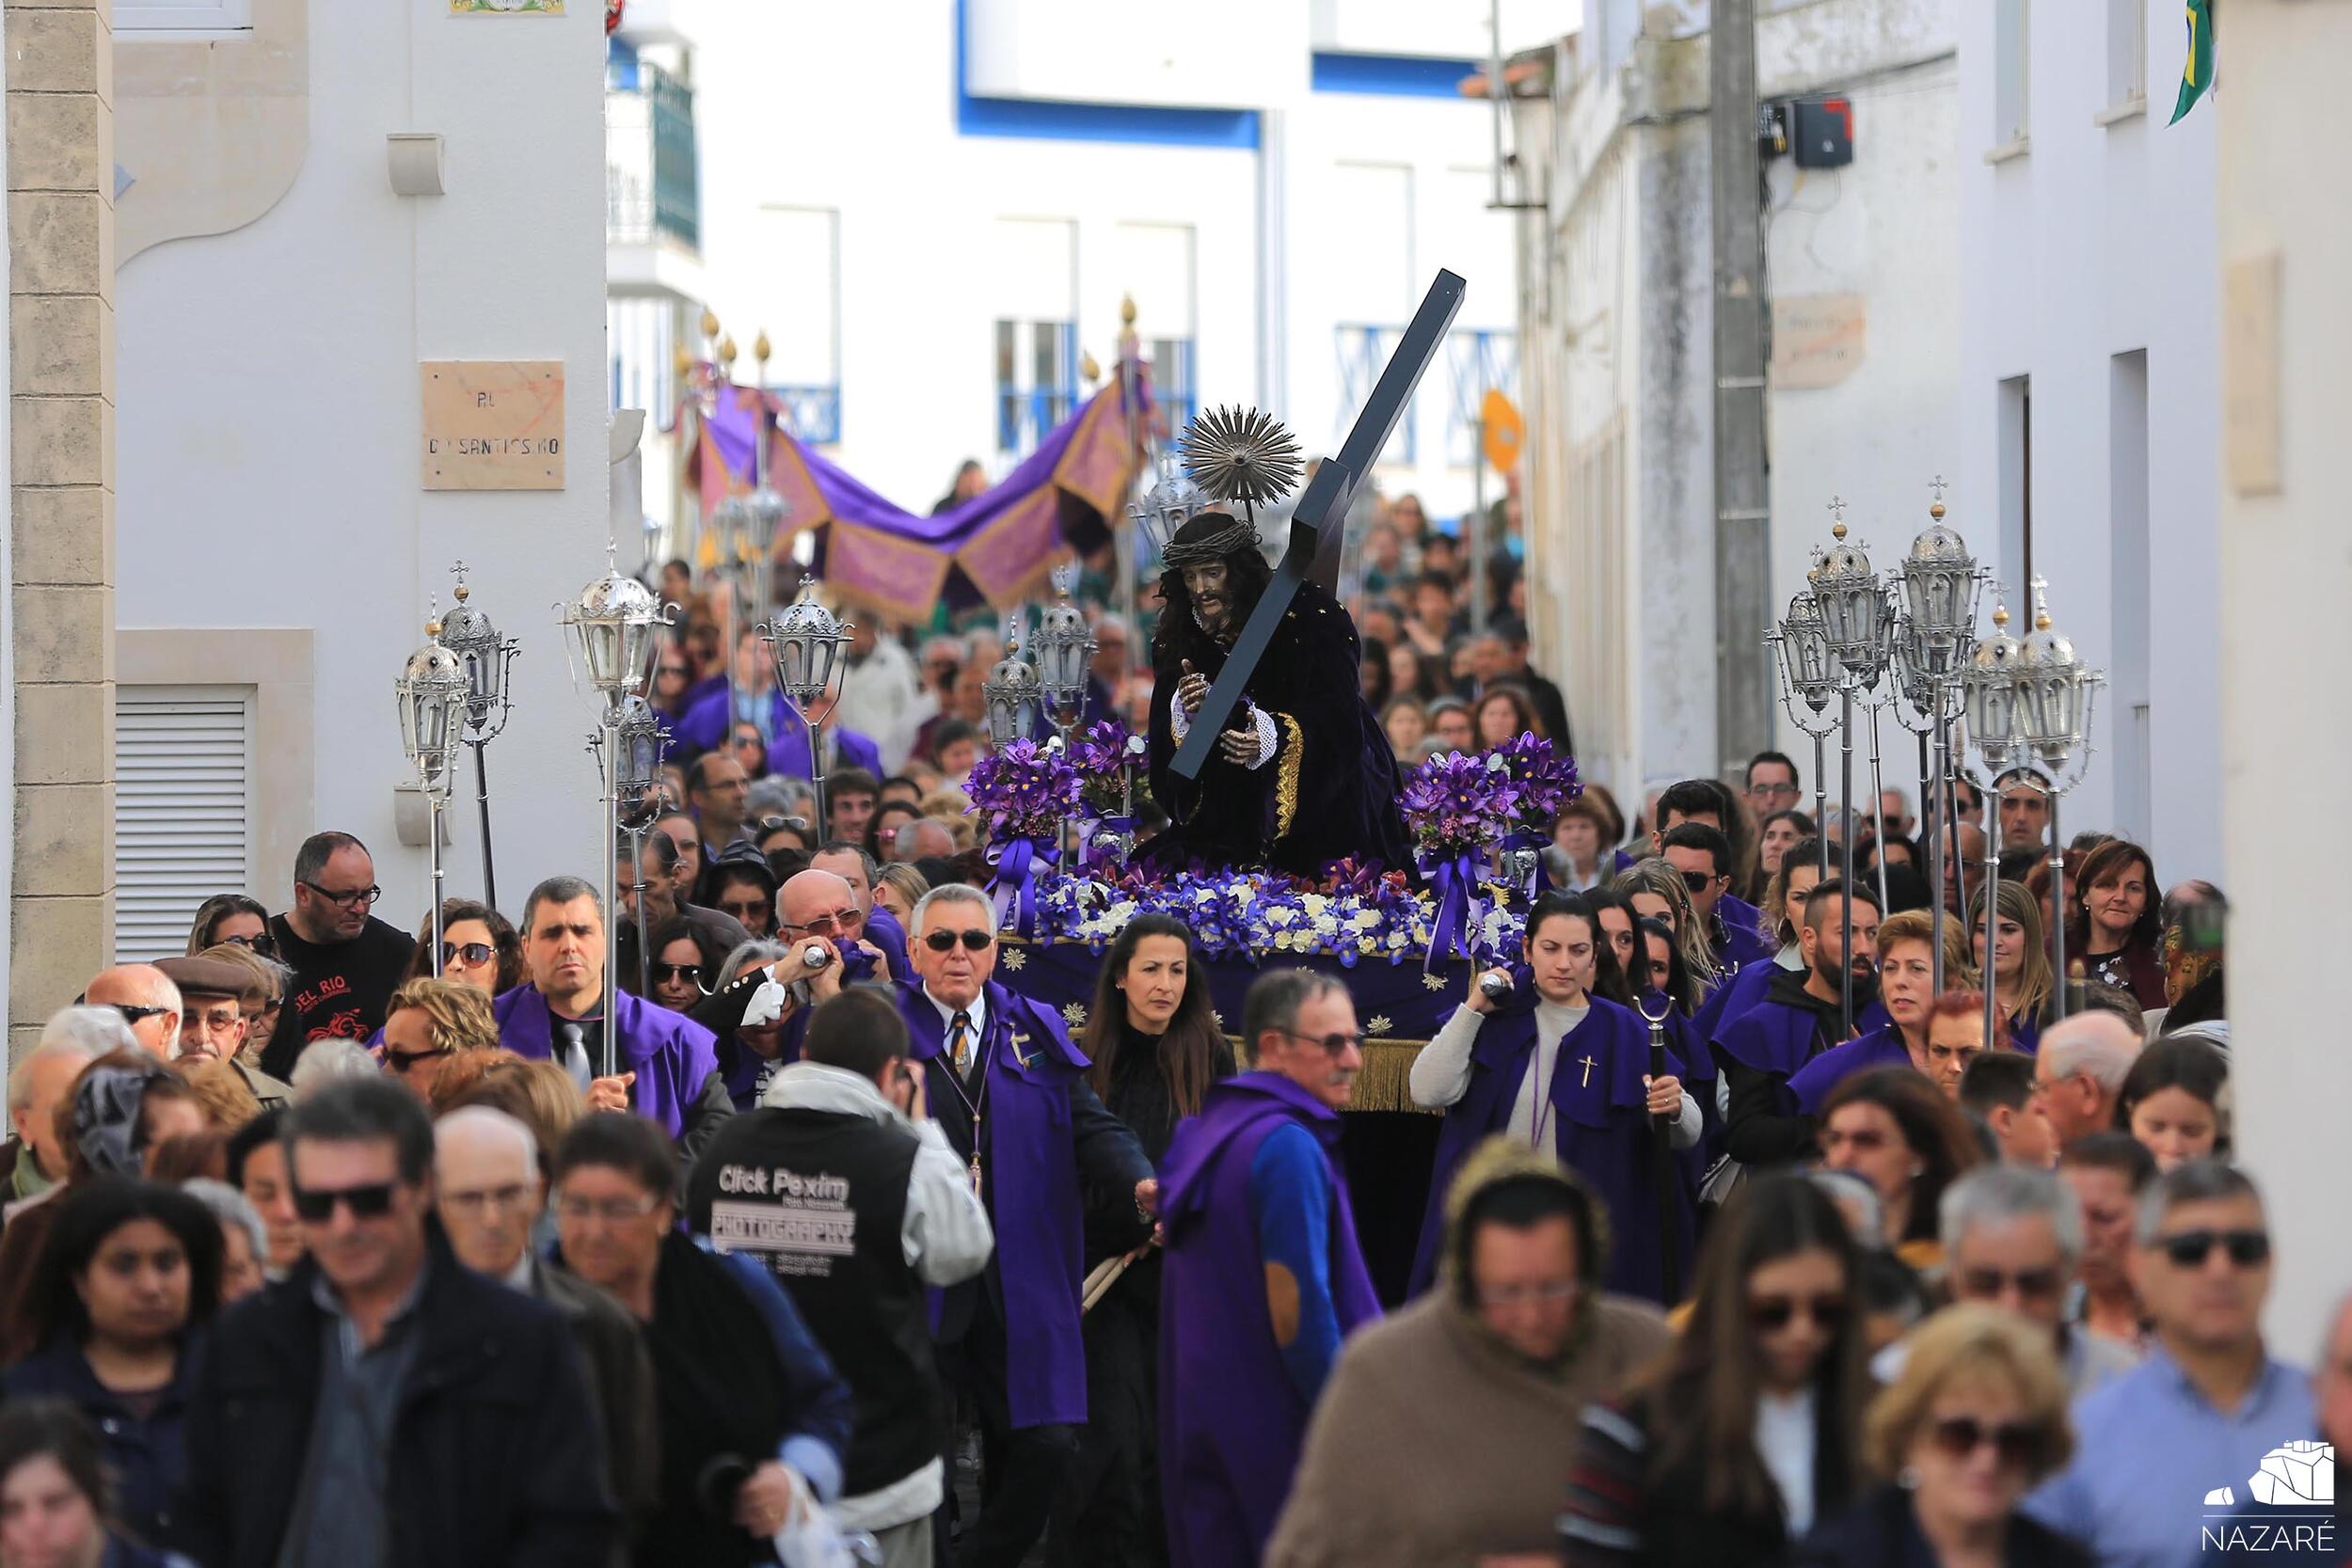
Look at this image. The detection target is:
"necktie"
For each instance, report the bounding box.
[555,1021,594,1091]
[950,1011,973,1077]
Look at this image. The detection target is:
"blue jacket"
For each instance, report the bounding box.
[5,1336,195,1545]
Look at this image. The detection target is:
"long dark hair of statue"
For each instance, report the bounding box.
[1150,523,1277,673]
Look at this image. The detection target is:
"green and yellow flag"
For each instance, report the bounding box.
[2169,0,2215,124]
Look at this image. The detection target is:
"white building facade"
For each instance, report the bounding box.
[609,0,1569,554]
[1514,0,1959,804]
[1957,0,2219,882]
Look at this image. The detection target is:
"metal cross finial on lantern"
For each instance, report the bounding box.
[561,545,673,1078]
[1930,474,1950,508]
[762,576,853,830]
[394,609,472,977]
[1032,564,1096,747]
[437,561,521,907]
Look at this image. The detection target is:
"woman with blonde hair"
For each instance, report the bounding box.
[1613,858,1719,996]
[1796,1305,2084,1567]
[1970,881,2055,1054]
[379,976,500,1100]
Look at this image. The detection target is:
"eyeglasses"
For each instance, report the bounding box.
[1476,1279,1579,1310]
[651,962,707,987]
[786,910,865,939]
[1926,1416,2046,1470]
[923,929,994,953]
[1749,1293,1848,1332]
[1748,782,1801,801]
[2154,1227,2271,1270]
[291,1181,399,1223]
[1678,869,1719,894]
[440,941,496,969]
[1819,1126,1890,1156]
[753,815,809,836]
[1274,1027,1366,1056]
[1958,1266,2063,1303]
[301,880,382,909]
[554,1192,663,1226]
[386,1047,453,1075]
[442,1183,535,1216]
[220,931,276,956]
[107,1003,173,1026]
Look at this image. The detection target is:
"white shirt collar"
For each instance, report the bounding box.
[926,986,987,1043]
[503,1252,535,1292]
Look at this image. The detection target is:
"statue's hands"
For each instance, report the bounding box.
[1216,727,1262,766]
[1177,660,1209,720]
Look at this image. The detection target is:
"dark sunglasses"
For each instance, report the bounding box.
[1927,1416,2046,1469]
[1679,869,1719,894]
[386,1047,453,1075]
[2156,1228,2270,1270]
[923,929,994,953]
[301,880,381,909]
[1749,1293,1848,1332]
[651,962,707,986]
[754,815,810,835]
[291,1181,399,1223]
[440,941,495,968]
[107,1003,173,1026]
[1276,1027,1367,1056]
[1959,1266,2062,1303]
[219,931,276,956]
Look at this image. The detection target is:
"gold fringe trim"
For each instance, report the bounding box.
[1273,711,1304,842]
[1224,1031,1437,1115]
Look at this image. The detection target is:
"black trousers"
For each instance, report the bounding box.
[935,1290,1077,1568]
[1045,1267,1167,1568]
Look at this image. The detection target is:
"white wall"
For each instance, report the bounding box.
[1957,0,2219,880]
[115,0,612,927]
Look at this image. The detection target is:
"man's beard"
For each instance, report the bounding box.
[1815,954,1878,1003]
[1191,600,1232,640]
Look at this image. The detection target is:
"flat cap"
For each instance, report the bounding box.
[154,955,256,1001]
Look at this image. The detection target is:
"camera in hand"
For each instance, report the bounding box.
[696,1453,753,1522]
[1479,972,1514,1000]
[803,942,832,970]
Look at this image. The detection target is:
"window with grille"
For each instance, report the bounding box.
[114,687,256,962]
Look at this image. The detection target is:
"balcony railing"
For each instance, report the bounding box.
[607,62,699,251]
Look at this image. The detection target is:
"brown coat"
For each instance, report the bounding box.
[1265,1289,1669,1568]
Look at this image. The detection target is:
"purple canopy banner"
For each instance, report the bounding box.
[684,367,1151,622]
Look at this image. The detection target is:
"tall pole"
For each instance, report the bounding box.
[628,825,652,1006]
[1925,687,1947,994]
[1980,830,2003,1047]
[1470,419,1490,629]
[1866,705,1891,925]
[1838,686,1856,1037]
[427,797,446,977]
[600,718,622,1079]
[2046,790,2069,1021]
[1709,0,1772,773]
[1813,733,1830,881]
[471,742,497,911]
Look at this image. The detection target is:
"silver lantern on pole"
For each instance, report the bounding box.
[1807,505,1896,1038]
[1767,590,1839,886]
[437,562,519,910]
[561,548,671,1078]
[1032,565,1096,748]
[762,577,853,834]
[393,612,472,978]
[2013,580,2103,1016]
[1894,494,1983,990]
[1963,593,2028,1044]
[981,617,1043,750]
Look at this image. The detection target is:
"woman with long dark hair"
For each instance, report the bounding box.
[1969,881,2055,1053]
[184,895,270,958]
[2065,841,2167,1010]
[1050,916,1233,1568]
[1818,1069,1984,1270]
[398,897,524,996]
[2,1177,222,1547]
[1407,894,1702,1304]
[1564,1173,1871,1566]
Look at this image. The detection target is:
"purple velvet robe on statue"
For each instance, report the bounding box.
[1406,996,1698,1305]
[1158,1071,1380,1568]
[490,985,719,1139]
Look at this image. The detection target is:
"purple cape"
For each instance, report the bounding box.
[1696,955,1785,1050]
[491,985,718,1139]
[863,903,909,981]
[1714,892,1776,971]
[1787,1024,1917,1114]
[899,979,1093,1430]
[670,687,882,780]
[1158,1071,1379,1568]
[1406,997,1696,1304]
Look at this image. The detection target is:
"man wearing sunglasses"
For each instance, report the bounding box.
[81,963,183,1060]
[2026,1161,2318,1565]
[894,883,1152,1568]
[492,876,735,1162]
[1160,969,1382,1568]
[257,832,418,1081]
[1660,817,1772,974]
[1874,1166,2135,1402]
[177,1078,618,1564]
[614,832,751,993]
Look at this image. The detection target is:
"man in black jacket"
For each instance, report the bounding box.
[174,1078,616,1568]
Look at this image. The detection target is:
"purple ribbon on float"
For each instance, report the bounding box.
[990,837,1056,937]
[1421,848,1482,973]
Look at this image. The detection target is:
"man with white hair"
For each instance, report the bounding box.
[2031,1011,2142,1146]
[3,1006,131,1211]
[435,1105,659,1538]
[81,964,183,1060]
[1877,1165,2137,1399]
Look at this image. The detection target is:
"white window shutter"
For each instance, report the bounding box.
[114,688,256,963]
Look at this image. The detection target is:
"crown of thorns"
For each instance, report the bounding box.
[1160,516,1261,569]
[1178,405,1304,509]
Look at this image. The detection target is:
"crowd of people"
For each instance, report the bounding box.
[0,522,2329,1568]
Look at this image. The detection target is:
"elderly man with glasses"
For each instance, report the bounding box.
[256,831,417,1081]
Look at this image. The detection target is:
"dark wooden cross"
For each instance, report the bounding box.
[1170,269,1466,780]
